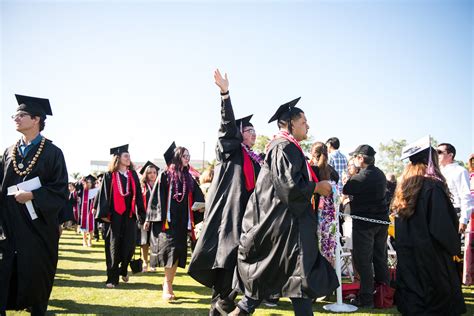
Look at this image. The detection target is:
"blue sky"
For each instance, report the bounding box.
[1,0,472,174]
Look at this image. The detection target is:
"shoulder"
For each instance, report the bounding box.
[43,139,65,155]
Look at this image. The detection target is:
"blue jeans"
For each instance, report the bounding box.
[238,295,313,315]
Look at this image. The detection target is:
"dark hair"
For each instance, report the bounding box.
[361,154,375,165]
[310,142,330,180]
[277,108,304,134]
[28,115,46,131]
[438,143,456,159]
[168,146,194,193]
[326,137,340,150]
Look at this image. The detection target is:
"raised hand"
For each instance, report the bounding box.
[214,69,229,93]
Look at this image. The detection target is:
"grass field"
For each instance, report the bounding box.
[7,229,474,315]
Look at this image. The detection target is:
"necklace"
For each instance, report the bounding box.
[242,144,264,166]
[172,173,187,203]
[11,137,46,177]
[116,171,130,197]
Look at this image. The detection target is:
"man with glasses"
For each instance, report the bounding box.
[343,145,390,308]
[0,95,68,315]
[437,143,473,233]
[188,70,264,315]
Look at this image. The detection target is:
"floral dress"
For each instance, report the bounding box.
[318,183,340,262]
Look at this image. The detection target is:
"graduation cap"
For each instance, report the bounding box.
[15,94,52,118]
[96,173,104,180]
[400,136,433,164]
[110,144,129,156]
[85,174,97,182]
[235,115,253,132]
[164,141,177,166]
[268,97,302,123]
[139,161,160,175]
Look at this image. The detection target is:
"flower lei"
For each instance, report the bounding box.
[168,168,194,203]
[241,144,263,166]
[116,171,130,197]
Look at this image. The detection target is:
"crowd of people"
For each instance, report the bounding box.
[0,71,473,316]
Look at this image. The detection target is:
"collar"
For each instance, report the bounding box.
[20,133,42,146]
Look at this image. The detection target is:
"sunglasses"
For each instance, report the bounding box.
[436,150,447,155]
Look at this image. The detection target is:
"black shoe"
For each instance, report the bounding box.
[215,298,237,316]
[349,297,374,308]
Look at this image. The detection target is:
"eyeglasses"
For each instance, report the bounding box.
[11,112,30,120]
[436,150,447,155]
[243,128,256,135]
[183,154,191,159]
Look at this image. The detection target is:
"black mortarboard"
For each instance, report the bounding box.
[235,115,253,131]
[110,144,129,156]
[139,161,160,175]
[401,136,433,164]
[85,174,97,182]
[268,97,302,123]
[164,141,177,166]
[97,173,104,179]
[349,144,376,157]
[15,94,52,118]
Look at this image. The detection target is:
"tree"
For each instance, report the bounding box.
[377,139,408,177]
[70,172,81,180]
[253,135,270,154]
[300,136,314,155]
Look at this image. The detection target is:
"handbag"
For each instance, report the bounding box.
[129,251,143,274]
[374,282,395,308]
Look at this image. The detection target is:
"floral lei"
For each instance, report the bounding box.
[241,144,263,166]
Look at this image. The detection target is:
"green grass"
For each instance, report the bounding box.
[7,229,474,315]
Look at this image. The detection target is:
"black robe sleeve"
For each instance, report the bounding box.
[192,178,205,225]
[146,172,166,222]
[428,184,461,256]
[342,172,365,195]
[132,170,146,225]
[94,172,112,221]
[216,97,242,160]
[271,142,316,217]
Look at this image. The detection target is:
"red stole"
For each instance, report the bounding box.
[241,146,256,192]
[112,171,137,217]
[142,183,152,211]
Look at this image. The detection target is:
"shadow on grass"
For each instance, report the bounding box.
[58,246,104,254]
[47,299,210,315]
[59,255,102,263]
[56,268,106,277]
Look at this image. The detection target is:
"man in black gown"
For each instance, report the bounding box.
[0,95,68,315]
[231,98,338,315]
[188,70,263,315]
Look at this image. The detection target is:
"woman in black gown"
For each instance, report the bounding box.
[146,146,204,300]
[392,139,466,315]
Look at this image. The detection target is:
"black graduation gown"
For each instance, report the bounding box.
[236,138,339,299]
[395,179,466,315]
[94,170,146,284]
[147,171,204,268]
[0,139,68,311]
[137,183,153,245]
[188,96,261,288]
[94,171,146,224]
